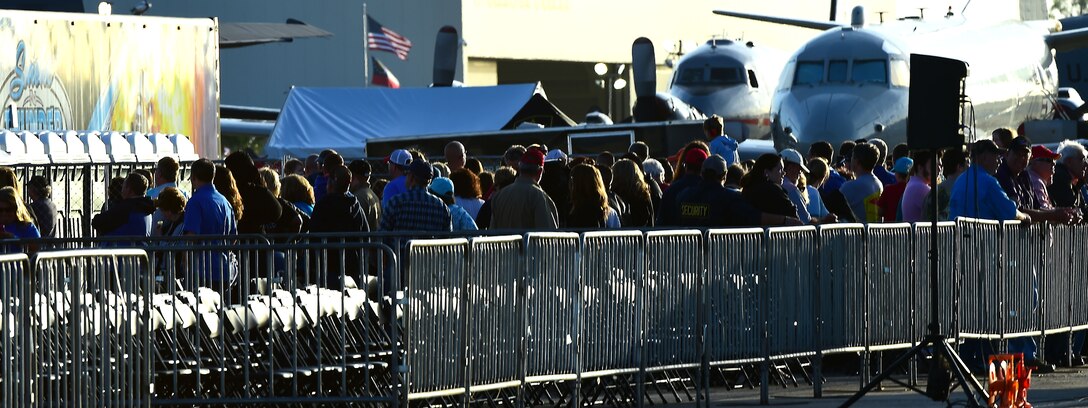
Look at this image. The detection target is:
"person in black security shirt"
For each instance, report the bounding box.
[678,155,803,227]
[658,145,709,226]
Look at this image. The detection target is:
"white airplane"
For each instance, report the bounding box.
[665,38,787,140]
[715,5,1088,151]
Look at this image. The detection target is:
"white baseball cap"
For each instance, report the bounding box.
[779,148,810,173]
[544,148,568,162]
[386,149,412,167]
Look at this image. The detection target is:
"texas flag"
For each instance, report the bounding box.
[371,56,400,89]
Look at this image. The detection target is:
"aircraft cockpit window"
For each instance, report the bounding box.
[709,67,744,85]
[748,70,759,88]
[794,61,823,86]
[890,59,910,87]
[677,68,704,85]
[852,60,887,84]
[828,60,848,83]
[778,61,796,90]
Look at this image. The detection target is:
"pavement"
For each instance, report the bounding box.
[665,367,1088,407]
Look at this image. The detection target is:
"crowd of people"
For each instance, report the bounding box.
[1,117,1087,250]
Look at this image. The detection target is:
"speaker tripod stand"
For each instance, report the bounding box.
[841,134,988,407]
[844,54,992,408]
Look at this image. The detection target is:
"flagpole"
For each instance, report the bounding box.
[363,2,370,87]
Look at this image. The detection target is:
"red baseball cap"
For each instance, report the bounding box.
[1031,145,1061,161]
[520,148,545,167]
[683,148,709,167]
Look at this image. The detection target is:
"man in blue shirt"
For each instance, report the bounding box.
[184,158,239,284]
[704,115,740,166]
[869,138,898,186]
[381,149,413,207]
[381,160,452,232]
[948,140,1030,222]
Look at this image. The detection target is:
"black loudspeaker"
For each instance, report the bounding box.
[907,54,968,150]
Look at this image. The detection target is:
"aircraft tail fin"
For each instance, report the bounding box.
[631,37,657,99]
[432,26,459,87]
[712,9,844,30]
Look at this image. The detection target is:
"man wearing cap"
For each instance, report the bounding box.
[381,149,413,208]
[901,150,940,223]
[705,115,740,166]
[876,156,912,222]
[995,137,1039,209]
[1027,145,1061,209]
[489,149,559,229]
[349,160,382,231]
[996,137,1078,223]
[381,161,452,232]
[781,148,834,224]
[428,177,477,231]
[948,140,1030,222]
[676,155,801,227]
[657,147,709,226]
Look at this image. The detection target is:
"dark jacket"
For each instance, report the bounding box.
[237,183,282,234]
[311,192,369,233]
[1048,162,1085,211]
[742,179,798,219]
[92,196,155,237]
[30,199,58,238]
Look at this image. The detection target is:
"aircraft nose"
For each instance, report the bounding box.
[777,93,871,151]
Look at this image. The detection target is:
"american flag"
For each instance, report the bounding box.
[367,16,411,60]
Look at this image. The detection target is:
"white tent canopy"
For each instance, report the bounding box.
[265,83,575,158]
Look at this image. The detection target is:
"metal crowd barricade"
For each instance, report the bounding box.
[0,254,31,408]
[912,222,959,340]
[642,230,702,372]
[865,223,915,351]
[957,218,1003,339]
[1000,221,1045,340]
[522,232,581,401]
[764,226,818,358]
[578,231,645,404]
[1072,226,1088,331]
[579,231,644,375]
[404,238,471,401]
[143,237,398,406]
[1041,224,1073,334]
[31,249,151,407]
[816,224,866,354]
[704,228,765,367]
[466,236,523,398]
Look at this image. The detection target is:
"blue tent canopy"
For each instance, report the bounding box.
[265,83,575,158]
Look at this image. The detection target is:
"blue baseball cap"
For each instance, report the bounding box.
[892,157,914,175]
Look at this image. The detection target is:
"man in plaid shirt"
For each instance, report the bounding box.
[380,160,452,232]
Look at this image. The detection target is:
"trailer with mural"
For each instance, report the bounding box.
[0,9,219,159]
